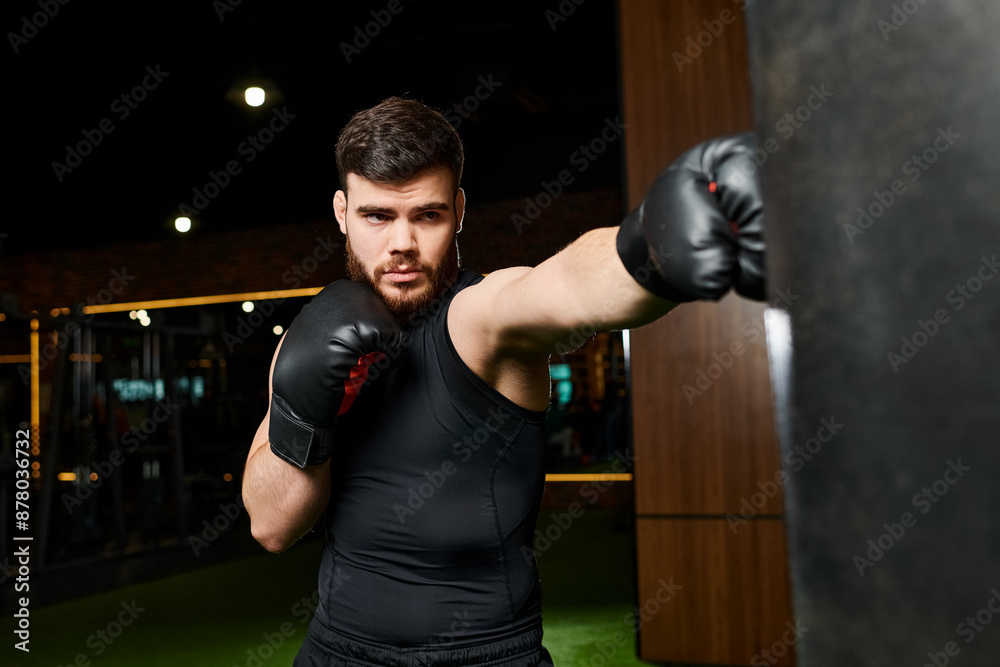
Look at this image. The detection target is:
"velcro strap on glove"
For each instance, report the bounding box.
[268,394,338,468]
[616,204,687,302]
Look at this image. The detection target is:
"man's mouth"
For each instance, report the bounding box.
[382,267,423,283]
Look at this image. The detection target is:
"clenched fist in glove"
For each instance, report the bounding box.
[268,280,405,468]
[616,132,766,302]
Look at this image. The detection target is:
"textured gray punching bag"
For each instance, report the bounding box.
[745,1,1000,665]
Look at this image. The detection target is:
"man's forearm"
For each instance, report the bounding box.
[502,226,677,352]
[571,226,678,331]
[243,440,330,553]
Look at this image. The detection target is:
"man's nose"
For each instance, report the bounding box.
[386,219,417,254]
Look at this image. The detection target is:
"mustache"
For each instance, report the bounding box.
[376,255,427,276]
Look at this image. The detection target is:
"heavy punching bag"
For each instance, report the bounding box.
[746,1,1000,664]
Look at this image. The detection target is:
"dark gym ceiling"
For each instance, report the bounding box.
[5,0,622,255]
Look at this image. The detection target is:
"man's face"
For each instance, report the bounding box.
[333,168,465,321]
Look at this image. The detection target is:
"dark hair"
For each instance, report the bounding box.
[335,97,464,195]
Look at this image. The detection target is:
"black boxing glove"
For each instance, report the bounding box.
[616,132,766,302]
[268,280,405,468]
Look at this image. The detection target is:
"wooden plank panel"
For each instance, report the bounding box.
[619,0,783,519]
[620,0,755,206]
[631,294,782,516]
[636,518,796,666]
[620,1,798,664]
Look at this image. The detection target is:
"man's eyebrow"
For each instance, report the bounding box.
[410,201,451,213]
[354,202,451,215]
[355,204,395,214]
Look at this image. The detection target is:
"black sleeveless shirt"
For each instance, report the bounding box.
[312,270,548,646]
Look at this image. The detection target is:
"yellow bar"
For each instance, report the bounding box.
[80,287,324,315]
[0,354,32,363]
[68,353,103,362]
[30,319,40,455]
[544,473,633,482]
[58,472,77,481]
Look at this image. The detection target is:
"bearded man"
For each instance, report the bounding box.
[242,96,764,666]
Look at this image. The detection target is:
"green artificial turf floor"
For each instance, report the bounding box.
[2,509,651,666]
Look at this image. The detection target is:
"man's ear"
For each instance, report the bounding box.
[333,190,348,235]
[455,187,466,234]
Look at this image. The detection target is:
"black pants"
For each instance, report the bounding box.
[293,619,554,667]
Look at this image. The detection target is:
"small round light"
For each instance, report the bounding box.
[245,86,265,107]
[129,310,138,320]
[272,325,283,335]
[175,217,192,233]
[242,301,254,313]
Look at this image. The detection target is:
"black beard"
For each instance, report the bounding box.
[345,235,461,324]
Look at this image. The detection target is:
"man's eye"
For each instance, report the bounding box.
[365,213,389,223]
[420,211,441,221]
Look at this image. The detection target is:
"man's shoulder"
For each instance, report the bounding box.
[456,267,531,297]
[447,266,535,347]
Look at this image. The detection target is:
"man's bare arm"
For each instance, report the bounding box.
[242,336,331,554]
[450,134,766,402]
[451,226,675,358]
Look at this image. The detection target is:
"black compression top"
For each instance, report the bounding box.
[311,270,549,647]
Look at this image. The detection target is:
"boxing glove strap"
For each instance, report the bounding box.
[268,394,338,468]
[616,204,687,302]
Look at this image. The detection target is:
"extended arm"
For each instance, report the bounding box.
[451,134,765,367]
[452,227,675,358]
